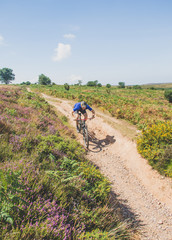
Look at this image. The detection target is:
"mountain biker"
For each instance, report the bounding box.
[72,101,95,131]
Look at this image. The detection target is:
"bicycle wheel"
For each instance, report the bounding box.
[83,125,89,148]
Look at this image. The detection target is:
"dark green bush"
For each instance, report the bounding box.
[164,89,172,103]
[64,83,70,91]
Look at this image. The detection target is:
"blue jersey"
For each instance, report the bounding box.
[73,102,92,112]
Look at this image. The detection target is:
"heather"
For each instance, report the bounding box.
[0,86,131,239]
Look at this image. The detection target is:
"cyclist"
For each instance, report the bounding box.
[72,101,95,132]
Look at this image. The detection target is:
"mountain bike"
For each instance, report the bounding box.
[76,113,92,149]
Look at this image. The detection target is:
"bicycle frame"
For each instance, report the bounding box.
[76,113,90,148]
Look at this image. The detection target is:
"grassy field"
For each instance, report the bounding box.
[141,82,172,89]
[31,84,172,130]
[0,86,133,239]
[30,84,172,177]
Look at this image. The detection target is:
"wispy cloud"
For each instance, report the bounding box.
[0,35,4,45]
[52,43,71,61]
[64,34,76,39]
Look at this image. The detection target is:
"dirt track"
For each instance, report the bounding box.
[42,93,172,240]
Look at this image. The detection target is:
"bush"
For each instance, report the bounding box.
[87,80,98,87]
[132,85,142,89]
[106,84,111,88]
[118,82,125,88]
[157,145,172,171]
[137,121,172,175]
[0,86,131,239]
[164,89,172,103]
[0,169,25,226]
[64,83,70,91]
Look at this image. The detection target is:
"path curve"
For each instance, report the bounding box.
[42,93,172,240]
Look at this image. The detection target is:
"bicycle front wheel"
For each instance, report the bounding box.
[76,120,81,133]
[83,126,89,148]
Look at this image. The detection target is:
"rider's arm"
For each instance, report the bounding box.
[86,104,95,119]
[72,103,80,117]
[91,109,95,118]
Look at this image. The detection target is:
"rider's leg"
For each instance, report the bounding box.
[75,112,80,132]
[83,112,88,121]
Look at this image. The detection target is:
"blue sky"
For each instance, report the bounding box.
[0,0,172,85]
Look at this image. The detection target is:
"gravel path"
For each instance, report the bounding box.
[41,93,172,240]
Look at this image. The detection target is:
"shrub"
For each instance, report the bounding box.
[118,82,125,88]
[64,83,70,91]
[106,84,111,88]
[0,169,25,226]
[132,85,142,89]
[164,89,172,103]
[0,86,132,239]
[157,145,172,168]
[137,121,172,175]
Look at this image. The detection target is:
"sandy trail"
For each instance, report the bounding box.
[42,93,172,240]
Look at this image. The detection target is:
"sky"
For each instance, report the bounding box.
[0,0,172,85]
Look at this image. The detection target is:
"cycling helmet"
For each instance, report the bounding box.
[81,101,87,107]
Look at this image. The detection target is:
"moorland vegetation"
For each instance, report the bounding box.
[0,86,132,239]
[30,84,172,177]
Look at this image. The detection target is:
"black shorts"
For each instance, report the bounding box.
[76,109,86,114]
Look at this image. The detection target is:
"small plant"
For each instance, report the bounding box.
[0,169,25,225]
[164,89,172,103]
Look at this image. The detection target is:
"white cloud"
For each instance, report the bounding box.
[64,34,76,39]
[0,35,4,45]
[53,43,71,61]
[69,74,83,83]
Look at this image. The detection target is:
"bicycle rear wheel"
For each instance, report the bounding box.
[83,125,89,148]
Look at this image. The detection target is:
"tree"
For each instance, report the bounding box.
[94,80,98,85]
[21,81,31,85]
[164,89,172,103]
[38,74,51,85]
[97,83,102,87]
[78,80,82,86]
[87,80,98,87]
[106,83,111,88]
[0,68,15,84]
[118,82,125,88]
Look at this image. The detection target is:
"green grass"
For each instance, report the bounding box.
[30,84,172,130]
[30,84,172,179]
